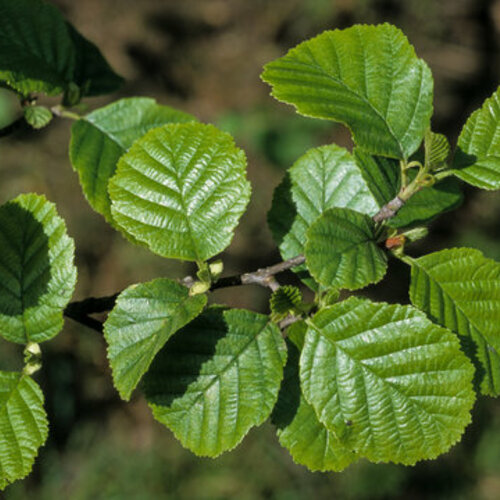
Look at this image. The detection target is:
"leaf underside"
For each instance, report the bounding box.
[300,297,475,465]
[262,23,433,159]
[143,307,287,457]
[0,194,77,344]
[409,247,500,396]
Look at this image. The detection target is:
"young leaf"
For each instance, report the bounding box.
[425,131,450,170]
[272,340,358,472]
[267,145,379,288]
[261,24,433,159]
[0,372,48,490]
[451,87,500,189]
[143,307,287,457]
[270,285,303,322]
[24,106,53,130]
[409,248,500,396]
[109,123,251,261]
[103,278,207,401]
[305,207,387,290]
[70,97,196,223]
[354,149,462,228]
[0,194,77,344]
[300,297,475,465]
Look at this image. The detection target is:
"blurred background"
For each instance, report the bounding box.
[2,0,500,498]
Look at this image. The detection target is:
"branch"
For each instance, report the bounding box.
[64,194,405,333]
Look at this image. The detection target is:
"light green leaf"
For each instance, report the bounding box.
[267,144,379,288]
[143,307,287,457]
[70,97,196,223]
[261,24,433,159]
[109,123,251,261]
[104,278,207,401]
[354,148,462,228]
[0,194,77,344]
[300,297,475,465]
[24,106,52,129]
[305,207,387,290]
[270,285,303,322]
[451,86,500,189]
[0,372,48,490]
[425,130,450,170]
[272,340,358,472]
[409,248,500,396]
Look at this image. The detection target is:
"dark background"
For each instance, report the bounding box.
[1,0,500,498]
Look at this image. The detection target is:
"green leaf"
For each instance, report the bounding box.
[109,123,251,261]
[0,0,75,96]
[0,372,48,490]
[354,149,463,228]
[70,97,196,223]
[425,130,450,170]
[408,248,500,396]
[0,0,123,98]
[451,87,500,189]
[267,144,379,288]
[261,24,433,159]
[65,22,124,98]
[270,285,303,322]
[24,105,52,129]
[143,307,287,457]
[104,278,207,401]
[300,297,475,465]
[272,340,358,472]
[305,207,387,290]
[0,194,77,344]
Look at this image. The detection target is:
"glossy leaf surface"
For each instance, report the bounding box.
[104,278,207,400]
[300,297,475,464]
[0,194,77,343]
[144,308,286,457]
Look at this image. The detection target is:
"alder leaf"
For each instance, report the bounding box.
[425,130,450,170]
[409,248,500,396]
[0,0,122,98]
[109,123,251,261]
[305,207,387,290]
[272,340,358,472]
[451,87,500,189]
[262,24,433,159]
[300,297,475,465]
[23,106,53,130]
[354,149,462,228]
[143,307,287,457]
[0,372,48,490]
[267,144,379,288]
[0,194,77,344]
[270,285,303,322]
[70,97,196,223]
[103,278,207,401]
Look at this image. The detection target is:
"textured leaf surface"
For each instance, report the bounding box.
[270,285,302,322]
[24,106,52,129]
[143,307,287,457]
[305,208,387,290]
[272,340,357,472]
[104,278,207,400]
[300,297,475,465]
[451,87,500,189]
[0,0,121,98]
[109,123,251,261]
[354,149,462,228]
[268,145,379,288]
[0,372,48,490]
[262,24,433,159]
[409,248,500,396]
[0,194,77,343]
[70,97,196,222]
[425,131,450,170]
